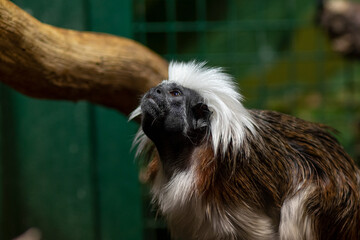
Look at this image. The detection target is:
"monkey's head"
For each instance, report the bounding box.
[130,62,256,167]
[140,82,211,147]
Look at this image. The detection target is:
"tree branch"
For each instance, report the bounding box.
[0,0,168,115]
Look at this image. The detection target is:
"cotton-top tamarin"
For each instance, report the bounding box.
[129,62,360,240]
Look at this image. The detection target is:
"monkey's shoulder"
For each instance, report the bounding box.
[248,109,347,158]
[248,109,358,179]
[249,109,337,137]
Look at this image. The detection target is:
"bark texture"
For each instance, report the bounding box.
[0,0,168,115]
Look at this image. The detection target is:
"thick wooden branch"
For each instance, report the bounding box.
[0,0,168,115]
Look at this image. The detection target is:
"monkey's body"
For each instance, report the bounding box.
[130,62,360,240]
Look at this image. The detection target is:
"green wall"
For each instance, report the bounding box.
[0,0,142,239]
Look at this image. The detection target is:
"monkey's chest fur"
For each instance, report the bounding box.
[151,163,277,240]
[145,110,360,240]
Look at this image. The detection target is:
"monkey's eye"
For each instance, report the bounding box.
[169,90,182,97]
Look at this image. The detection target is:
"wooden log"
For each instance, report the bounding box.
[0,0,168,115]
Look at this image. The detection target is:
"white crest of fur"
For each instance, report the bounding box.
[129,61,257,157]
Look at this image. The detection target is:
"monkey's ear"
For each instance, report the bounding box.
[192,103,211,129]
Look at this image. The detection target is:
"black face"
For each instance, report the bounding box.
[140,82,211,147]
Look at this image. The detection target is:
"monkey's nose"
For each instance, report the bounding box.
[146,86,163,99]
[149,86,163,95]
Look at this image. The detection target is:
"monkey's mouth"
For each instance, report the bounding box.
[141,97,163,119]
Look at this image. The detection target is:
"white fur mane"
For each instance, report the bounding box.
[129,61,257,158]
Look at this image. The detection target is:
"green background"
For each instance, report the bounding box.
[0,0,142,240]
[1,0,359,239]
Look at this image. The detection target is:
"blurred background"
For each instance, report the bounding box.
[1,0,359,239]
